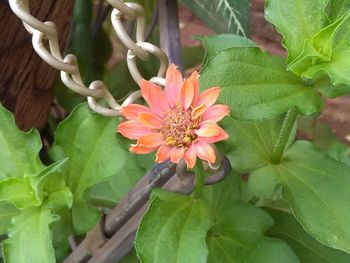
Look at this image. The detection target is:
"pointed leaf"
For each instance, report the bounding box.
[135,192,213,263]
[0,203,19,234]
[181,0,251,36]
[199,47,323,120]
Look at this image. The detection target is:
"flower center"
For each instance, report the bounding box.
[162,107,198,147]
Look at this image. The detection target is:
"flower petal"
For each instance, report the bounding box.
[118,120,151,140]
[202,105,230,122]
[121,104,154,120]
[130,144,157,154]
[178,78,195,110]
[189,71,200,105]
[155,144,172,163]
[197,87,221,108]
[139,79,169,115]
[165,64,182,107]
[200,129,229,143]
[195,121,223,137]
[137,133,164,148]
[170,147,185,163]
[184,145,197,169]
[194,141,216,164]
[138,112,163,129]
[191,104,206,120]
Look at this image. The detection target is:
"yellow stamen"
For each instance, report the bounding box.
[182,136,192,144]
[165,136,176,145]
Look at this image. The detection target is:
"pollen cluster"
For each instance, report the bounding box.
[162,107,198,147]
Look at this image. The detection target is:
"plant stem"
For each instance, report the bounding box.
[194,161,205,199]
[271,108,298,164]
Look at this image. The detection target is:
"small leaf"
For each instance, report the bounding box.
[198,34,257,65]
[249,141,350,253]
[181,0,251,36]
[199,47,323,120]
[221,115,296,173]
[0,103,44,180]
[265,0,329,63]
[2,207,58,263]
[51,103,129,233]
[303,43,350,97]
[267,209,350,263]
[135,192,213,263]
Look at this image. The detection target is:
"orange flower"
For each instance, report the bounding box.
[118,64,230,169]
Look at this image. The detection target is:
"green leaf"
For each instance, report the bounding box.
[199,47,323,120]
[329,0,350,21]
[198,34,257,65]
[221,116,296,173]
[303,43,350,97]
[0,203,19,234]
[202,174,299,263]
[206,204,299,263]
[289,13,350,76]
[0,103,44,180]
[135,192,213,263]
[0,178,38,209]
[249,141,350,253]
[267,209,350,263]
[181,0,251,36]
[265,0,329,63]
[2,207,58,263]
[89,154,145,208]
[51,103,129,233]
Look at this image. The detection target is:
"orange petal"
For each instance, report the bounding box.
[137,133,164,148]
[139,79,169,115]
[178,78,195,110]
[191,104,207,120]
[130,144,157,154]
[170,147,185,163]
[121,104,153,120]
[155,144,172,163]
[201,129,229,143]
[184,145,197,169]
[195,121,223,137]
[202,105,230,122]
[138,112,163,129]
[189,71,200,105]
[194,141,216,164]
[197,87,221,108]
[165,64,182,107]
[118,121,151,140]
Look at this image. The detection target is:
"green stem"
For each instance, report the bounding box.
[271,108,298,164]
[193,161,205,199]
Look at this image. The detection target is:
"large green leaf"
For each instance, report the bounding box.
[203,172,299,263]
[199,47,323,120]
[221,116,296,173]
[2,207,58,263]
[181,0,251,36]
[198,34,256,65]
[0,104,44,180]
[51,103,129,233]
[330,0,350,20]
[267,209,350,263]
[265,0,329,63]
[135,190,213,263]
[249,141,350,253]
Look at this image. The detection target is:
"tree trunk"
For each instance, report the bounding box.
[0,0,73,131]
